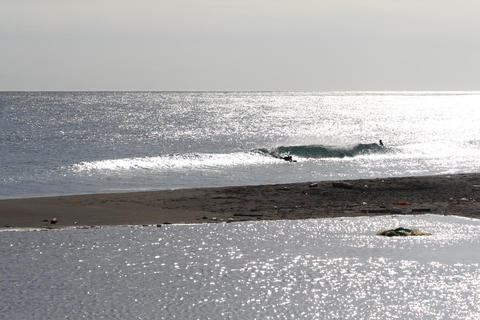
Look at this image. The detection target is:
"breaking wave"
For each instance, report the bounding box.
[71,152,282,172]
[71,143,388,173]
[255,143,387,159]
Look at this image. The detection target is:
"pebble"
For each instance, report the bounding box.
[411,208,431,212]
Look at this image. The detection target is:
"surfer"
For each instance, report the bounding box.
[379,139,384,147]
[282,155,296,162]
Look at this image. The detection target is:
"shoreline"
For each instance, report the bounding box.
[2,173,480,229]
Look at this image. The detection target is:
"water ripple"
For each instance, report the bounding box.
[1,214,480,319]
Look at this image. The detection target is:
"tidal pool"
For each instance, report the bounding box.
[1,214,479,319]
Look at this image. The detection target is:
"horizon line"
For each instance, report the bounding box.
[2,90,480,94]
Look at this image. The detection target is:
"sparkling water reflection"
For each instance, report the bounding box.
[1,214,479,319]
[2,92,480,198]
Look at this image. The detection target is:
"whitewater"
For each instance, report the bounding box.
[2,91,480,198]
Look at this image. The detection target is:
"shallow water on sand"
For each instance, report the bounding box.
[1,214,479,319]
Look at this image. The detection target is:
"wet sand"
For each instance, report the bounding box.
[1,173,480,228]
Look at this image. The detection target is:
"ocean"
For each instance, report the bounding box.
[2,91,480,199]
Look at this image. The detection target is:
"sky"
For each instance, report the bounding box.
[1,0,480,91]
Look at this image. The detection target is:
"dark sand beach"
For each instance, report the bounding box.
[1,173,480,228]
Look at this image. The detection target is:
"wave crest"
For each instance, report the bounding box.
[71,143,387,173]
[71,152,282,172]
[255,143,386,159]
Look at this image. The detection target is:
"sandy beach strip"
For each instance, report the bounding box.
[1,173,480,229]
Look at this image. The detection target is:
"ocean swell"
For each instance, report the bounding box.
[255,143,387,159]
[70,143,388,173]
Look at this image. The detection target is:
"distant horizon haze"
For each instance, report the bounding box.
[1,0,480,91]
[2,90,480,94]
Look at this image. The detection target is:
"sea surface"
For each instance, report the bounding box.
[1,214,479,319]
[2,91,480,198]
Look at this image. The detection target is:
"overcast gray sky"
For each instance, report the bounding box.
[1,0,479,91]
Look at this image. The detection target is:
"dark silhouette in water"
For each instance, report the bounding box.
[281,155,296,162]
[379,140,384,146]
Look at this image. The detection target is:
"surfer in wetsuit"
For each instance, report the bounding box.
[282,155,296,162]
[379,139,384,147]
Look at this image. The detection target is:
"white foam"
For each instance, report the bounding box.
[72,152,282,172]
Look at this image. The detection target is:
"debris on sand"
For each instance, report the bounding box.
[390,207,403,214]
[233,213,263,217]
[411,208,431,213]
[393,201,410,205]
